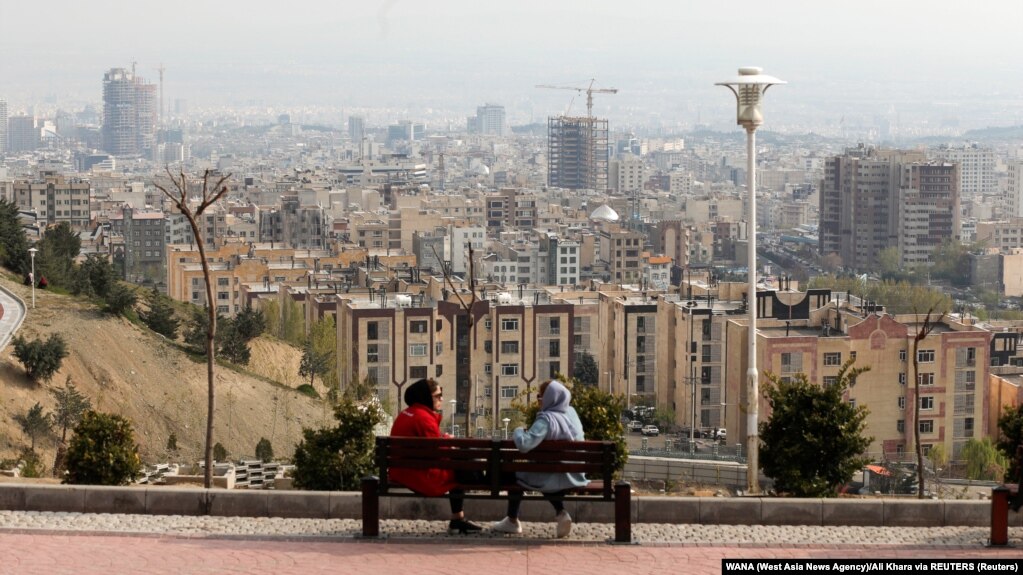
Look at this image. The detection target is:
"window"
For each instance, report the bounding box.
[781,353,793,369]
[964,417,974,435]
[501,341,519,354]
[702,319,712,338]
[637,317,646,332]
[702,344,712,362]
[367,344,379,363]
[917,350,935,363]
[823,352,841,366]
[484,341,493,353]
[410,320,428,334]
[410,366,428,379]
[899,350,907,362]
[217,292,229,300]
[850,351,857,361]
[484,317,492,330]
[484,363,492,374]
[919,420,934,434]
[897,420,905,433]
[501,363,519,376]
[409,343,427,357]
[898,396,906,409]
[549,362,560,378]
[501,386,517,399]
[549,340,560,357]
[501,318,519,331]
[899,373,907,386]
[367,322,379,340]
[435,342,443,356]
[917,373,934,386]
[966,347,976,366]
[823,376,838,387]
[920,397,934,410]
[965,371,976,388]
[217,277,229,286]
[435,365,443,377]
[549,317,560,334]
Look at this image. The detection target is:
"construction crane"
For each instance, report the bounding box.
[535,79,618,118]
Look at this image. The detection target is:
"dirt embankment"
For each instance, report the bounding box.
[0,275,331,471]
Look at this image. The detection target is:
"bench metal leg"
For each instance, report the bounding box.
[614,481,631,543]
[991,486,1010,547]
[362,476,380,538]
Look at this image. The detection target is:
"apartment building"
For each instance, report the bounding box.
[12,172,92,230]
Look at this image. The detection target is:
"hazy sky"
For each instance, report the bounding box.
[2,1,1021,131]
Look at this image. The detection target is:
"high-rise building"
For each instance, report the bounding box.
[0,98,7,154]
[469,104,506,136]
[548,116,609,191]
[932,144,996,198]
[819,147,959,271]
[348,116,365,142]
[7,115,38,153]
[102,68,157,158]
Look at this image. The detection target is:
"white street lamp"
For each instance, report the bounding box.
[28,247,37,309]
[716,67,785,495]
[502,417,510,439]
[449,399,457,436]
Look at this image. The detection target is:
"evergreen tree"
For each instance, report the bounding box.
[233,306,266,341]
[140,289,180,339]
[309,316,338,389]
[255,437,274,463]
[299,339,330,387]
[51,376,92,442]
[36,222,81,287]
[15,403,53,450]
[64,411,142,485]
[760,359,873,497]
[73,254,116,297]
[0,198,30,275]
[292,394,384,490]
[997,404,1023,481]
[573,351,599,386]
[103,283,138,315]
[12,333,69,382]
[218,320,251,365]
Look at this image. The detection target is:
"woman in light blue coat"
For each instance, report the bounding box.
[492,380,588,538]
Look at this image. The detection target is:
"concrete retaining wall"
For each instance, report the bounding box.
[0,483,1017,527]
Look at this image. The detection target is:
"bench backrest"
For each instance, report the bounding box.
[375,436,615,498]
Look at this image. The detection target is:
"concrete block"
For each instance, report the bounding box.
[0,484,27,511]
[462,498,506,522]
[208,490,268,517]
[942,500,989,526]
[821,499,883,526]
[565,499,617,524]
[699,497,761,525]
[23,485,85,513]
[761,498,821,525]
[268,491,329,519]
[329,491,364,520]
[146,487,211,516]
[637,496,699,524]
[386,497,448,520]
[883,499,944,526]
[84,486,146,515]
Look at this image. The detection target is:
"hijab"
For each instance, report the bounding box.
[537,380,581,441]
[403,378,436,409]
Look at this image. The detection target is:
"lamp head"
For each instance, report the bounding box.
[715,67,786,129]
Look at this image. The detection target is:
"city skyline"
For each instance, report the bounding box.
[1,1,1022,134]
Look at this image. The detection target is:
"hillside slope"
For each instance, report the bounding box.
[0,274,327,471]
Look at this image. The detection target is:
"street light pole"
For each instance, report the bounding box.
[502,417,510,439]
[28,247,37,309]
[717,67,785,495]
[449,399,457,436]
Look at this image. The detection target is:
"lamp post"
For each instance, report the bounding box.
[716,67,785,495]
[28,247,37,309]
[502,417,510,439]
[449,399,457,436]
[685,299,697,446]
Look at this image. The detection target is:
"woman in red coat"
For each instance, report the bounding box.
[389,378,482,534]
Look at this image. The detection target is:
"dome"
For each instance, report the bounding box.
[590,204,620,222]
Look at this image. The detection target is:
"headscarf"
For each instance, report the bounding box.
[536,380,581,441]
[403,378,437,409]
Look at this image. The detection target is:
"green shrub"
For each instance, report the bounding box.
[17,448,45,478]
[12,333,69,382]
[292,394,383,490]
[255,437,274,463]
[64,411,142,485]
[296,384,319,398]
[213,442,228,461]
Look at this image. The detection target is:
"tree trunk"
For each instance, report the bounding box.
[912,337,924,499]
[189,216,217,490]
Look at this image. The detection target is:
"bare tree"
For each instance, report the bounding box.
[431,243,480,436]
[154,169,230,488]
[910,306,944,499]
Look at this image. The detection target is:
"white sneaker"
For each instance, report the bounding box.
[555,510,572,539]
[492,516,523,534]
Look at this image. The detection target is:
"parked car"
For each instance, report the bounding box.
[713,428,727,440]
[628,420,645,432]
[641,425,660,437]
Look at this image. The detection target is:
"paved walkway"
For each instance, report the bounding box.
[0,283,26,351]
[0,512,1020,574]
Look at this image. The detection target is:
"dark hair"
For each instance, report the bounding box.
[537,380,552,400]
[404,378,439,408]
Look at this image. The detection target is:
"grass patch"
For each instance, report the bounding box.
[296,384,319,399]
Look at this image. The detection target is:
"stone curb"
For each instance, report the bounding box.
[0,483,1018,527]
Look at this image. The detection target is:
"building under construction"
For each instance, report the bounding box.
[547,116,609,191]
[102,68,156,158]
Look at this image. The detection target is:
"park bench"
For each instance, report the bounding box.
[990,444,1023,546]
[361,436,631,543]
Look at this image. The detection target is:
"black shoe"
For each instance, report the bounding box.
[448,518,483,535]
